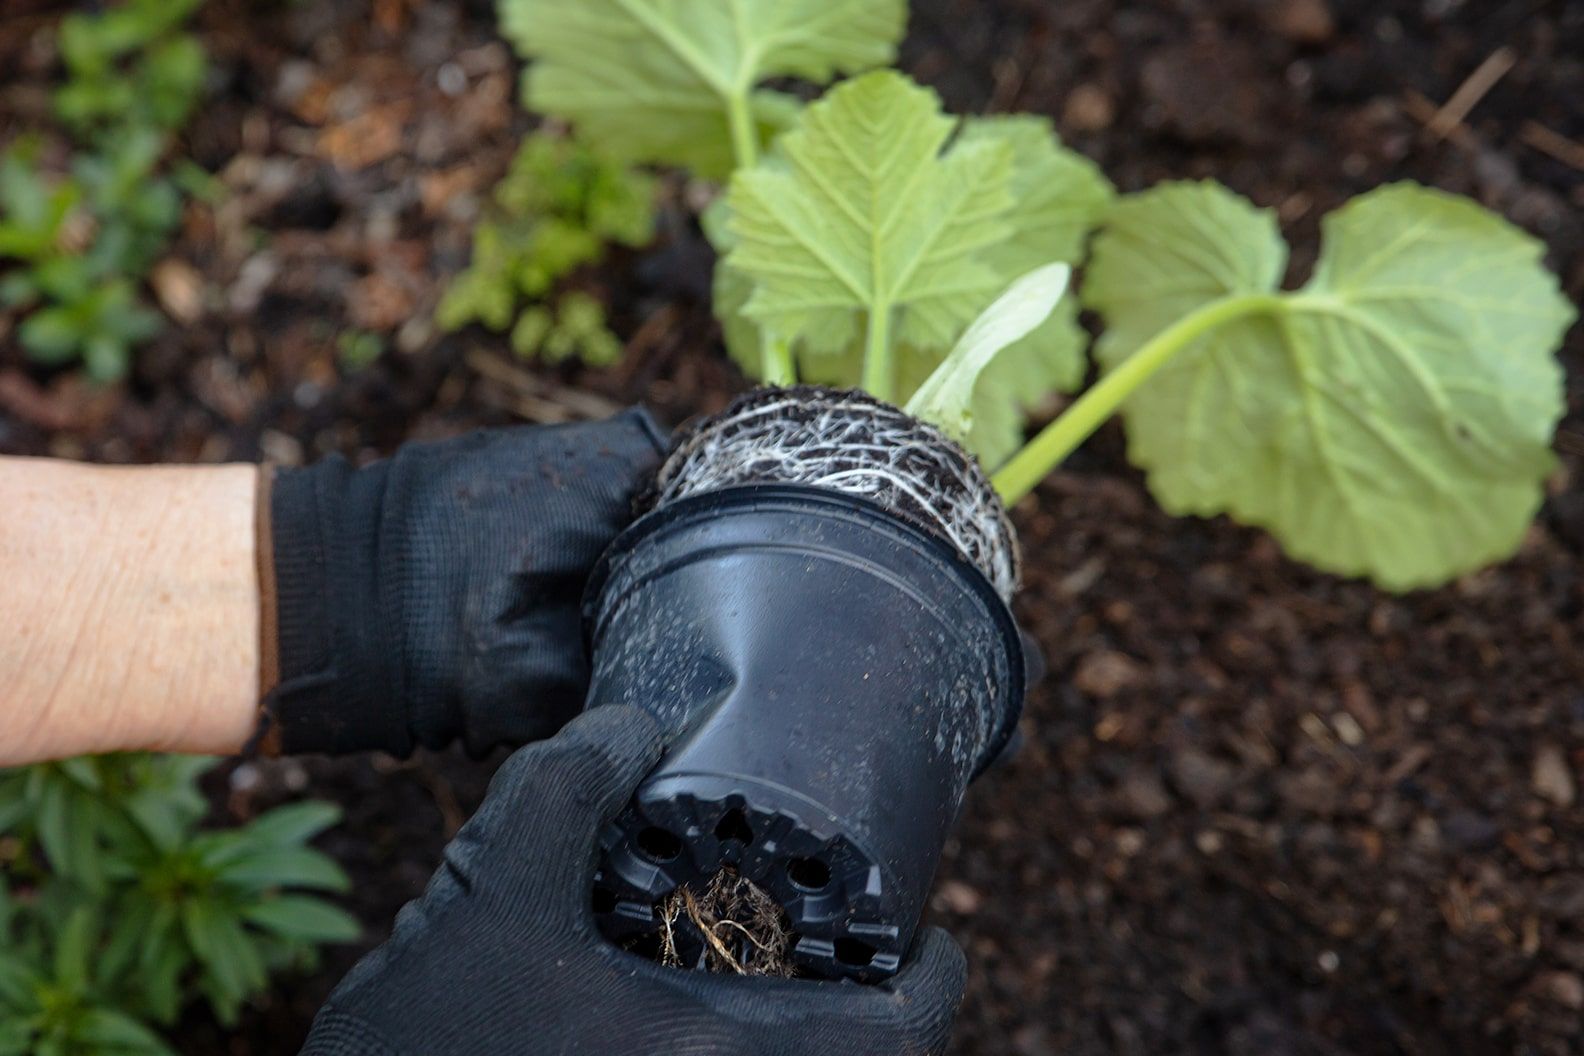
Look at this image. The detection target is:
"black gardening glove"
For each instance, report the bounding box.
[298,705,967,1056]
[258,411,667,757]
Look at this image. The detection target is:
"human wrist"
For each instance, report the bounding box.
[0,458,260,762]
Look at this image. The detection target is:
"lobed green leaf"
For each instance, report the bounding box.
[1084,181,1575,590]
[726,71,1015,365]
[717,78,1112,460]
[500,0,906,178]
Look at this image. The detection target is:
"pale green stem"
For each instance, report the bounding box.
[762,332,795,385]
[724,82,788,383]
[726,88,758,170]
[992,292,1284,505]
[860,304,894,402]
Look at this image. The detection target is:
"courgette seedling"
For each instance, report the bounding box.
[498,0,1575,592]
[494,0,1575,984]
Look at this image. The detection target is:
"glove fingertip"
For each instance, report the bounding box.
[557,704,665,815]
[888,926,968,1007]
[619,405,672,459]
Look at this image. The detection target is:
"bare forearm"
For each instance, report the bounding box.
[0,456,260,763]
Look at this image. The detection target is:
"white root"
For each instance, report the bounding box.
[655,388,1019,601]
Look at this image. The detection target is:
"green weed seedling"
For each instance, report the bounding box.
[496,0,1575,591]
[53,0,206,137]
[439,131,656,366]
[0,900,176,1056]
[0,755,359,1050]
[0,0,208,380]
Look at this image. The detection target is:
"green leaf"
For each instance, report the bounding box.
[81,333,130,383]
[960,295,1088,467]
[715,76,1112,432]
[960,115,1115,273]
[702,197,765,375]
[0,798,24,838]
[442,132,657,355]
[65,788,106,892]
[0,1019,34,1056]
[948,116,1113,461]
[18,306,85,363]
[139,35,206,131]
[181,900,267,1008]
[493,132,657,248]
[52,908,96,993]
[509,305,554,358]
[133,911,186,1026]
[54,0,204,137]
[501,0,906,178]
[336,330,384,371]
[546,292,623,365]
[0,271,40,309]
[437,223,518,332]
[143,754,217,787]
[217,847,351,893]
[242,897,361,944]
[243,802,343,848]
[907,262,1072,442]
[77,1009,174,1055]
[0,148,49,224]
[122,796,186,853]
[1084,181,1575,590]
[513,220,601,296]
[34,776,74,869]
[0,950,40,1007]
[33,256,94,303]
[118,754,209,851]
[725,71,1015,384]
[0,151,81,261]
[100,897,157,989]
[55,757,101,791]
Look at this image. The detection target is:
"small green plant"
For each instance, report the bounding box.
[336,329,385,371]
[0,754,359,1047]
[0,899,175,1056]
[508,291,624,366]
[0,134,176,380]
[496,0,1576,591]
[439,131,656,367]
[53,0,207,137]
[0,0,208,380]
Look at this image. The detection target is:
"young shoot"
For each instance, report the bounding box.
[905,262,1072,443]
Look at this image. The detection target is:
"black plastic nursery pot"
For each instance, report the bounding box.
[581,391,1024,983]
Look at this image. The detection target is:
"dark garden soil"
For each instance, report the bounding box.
[3,0,1583,1053]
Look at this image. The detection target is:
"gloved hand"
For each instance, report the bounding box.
[258,411,667,757]
[298,705,968,1056]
